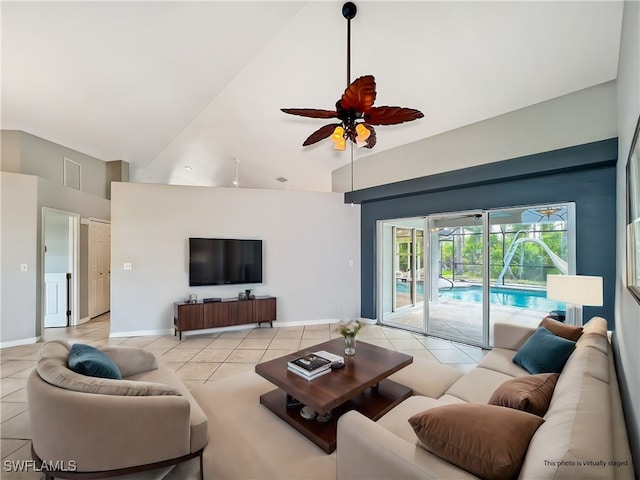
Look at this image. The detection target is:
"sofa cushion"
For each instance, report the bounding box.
[512,327,575,374]
[444,367,516,404]
[519,369,614,479]
[68,344,122,379]
[376,395,450,444]
[476,347,530,378]
[540,317,583,341]
[387,357,464,398]
[488,373,559,417]
[408,403,544,480]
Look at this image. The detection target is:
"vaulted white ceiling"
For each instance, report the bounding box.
[2,1,624,192]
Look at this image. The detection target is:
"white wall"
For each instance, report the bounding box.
[1,132,112,343]
[332,81,618,192]
[615,0,640,468]
[0,131,21,172]
[110,183,360,336]
[0,172,38,345]
[2,131,110,199]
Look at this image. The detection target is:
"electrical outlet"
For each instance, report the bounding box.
[20,264,29,272]
[123,262,133,270]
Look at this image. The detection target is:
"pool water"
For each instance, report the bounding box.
[441,285,563,311]
[396,282,564,311]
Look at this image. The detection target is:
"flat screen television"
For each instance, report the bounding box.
[189,238,263,286]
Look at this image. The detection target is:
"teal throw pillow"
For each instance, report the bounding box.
[68,344,122,379]
[513,327,575,374]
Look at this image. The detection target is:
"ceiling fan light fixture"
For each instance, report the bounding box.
[355,123,371,147]
[331,126,347,150]
[280,2,423,151]
[333,138,347,151]
[538,207,560,216]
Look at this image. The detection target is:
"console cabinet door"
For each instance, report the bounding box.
[175,303,204,331]
[228,301,254,325]
[254,297,276,323]
[204,302,230,328]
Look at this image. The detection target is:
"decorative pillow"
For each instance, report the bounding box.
[540,317,583,341]
[68,343,122,379]
[408,404,544,480]
[488,373,559,417]
[512,327,576,374]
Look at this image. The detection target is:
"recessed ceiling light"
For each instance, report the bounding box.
[184,165,192,171]
[276,176,288,183]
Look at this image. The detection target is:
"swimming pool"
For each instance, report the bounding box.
[396,282,564,311]
[441,285,563,311]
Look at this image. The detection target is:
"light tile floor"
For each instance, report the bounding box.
[0,314,485,479]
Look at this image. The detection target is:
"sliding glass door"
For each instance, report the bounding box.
[379,218,425,332]
[487,204,575,343]
[377,203,575,348]
[425,212,487,345]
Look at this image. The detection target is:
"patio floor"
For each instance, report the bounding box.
[382,299,545,346]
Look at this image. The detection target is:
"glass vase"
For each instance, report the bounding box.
[344,335,356,356]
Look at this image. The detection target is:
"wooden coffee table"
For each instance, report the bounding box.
[255,337,413,453]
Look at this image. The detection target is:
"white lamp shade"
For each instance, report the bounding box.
[546,275,603,306]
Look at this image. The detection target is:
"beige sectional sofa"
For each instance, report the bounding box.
[27,340,208,479]
[337,317,635,480]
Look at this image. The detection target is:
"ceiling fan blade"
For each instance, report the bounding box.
[364,106,424,125]
[281,108,338,119]
[340,75,377,113]
[302,123,341,146]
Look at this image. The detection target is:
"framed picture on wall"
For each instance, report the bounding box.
[626,115,640,303]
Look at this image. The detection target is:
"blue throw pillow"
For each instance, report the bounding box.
[513,327,576,374]
[68,344,122,379]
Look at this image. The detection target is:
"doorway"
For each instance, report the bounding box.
[426,211,488,345]
[88,219,111,318]
[42,208,80,328]
[378,218,425,333]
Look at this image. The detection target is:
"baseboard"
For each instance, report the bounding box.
[0,336,39,348]
[110,328,173,338]
[109,318,375,339]
[273,317,376,327]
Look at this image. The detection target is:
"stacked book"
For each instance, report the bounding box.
[287,353,332,380]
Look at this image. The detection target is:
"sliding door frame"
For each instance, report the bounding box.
[377,202,576,349]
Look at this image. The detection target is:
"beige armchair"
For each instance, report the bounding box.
[27,341,208,480]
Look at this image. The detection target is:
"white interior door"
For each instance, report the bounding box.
[44,273,68,327]
[89,220,111,318]
[43,208,79,328]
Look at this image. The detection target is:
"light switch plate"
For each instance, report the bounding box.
[123,262,133,270]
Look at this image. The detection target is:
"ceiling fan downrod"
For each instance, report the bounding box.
[343,2,357,87]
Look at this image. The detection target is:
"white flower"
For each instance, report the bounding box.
[337,319,364,337]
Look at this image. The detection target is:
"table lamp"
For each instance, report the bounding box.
[546,274,603,326]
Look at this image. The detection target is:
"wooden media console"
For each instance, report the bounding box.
[173,296,276,339]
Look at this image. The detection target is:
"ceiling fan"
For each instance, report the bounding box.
[281,2,424,151]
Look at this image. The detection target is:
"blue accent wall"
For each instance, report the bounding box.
[346,139,618,329]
